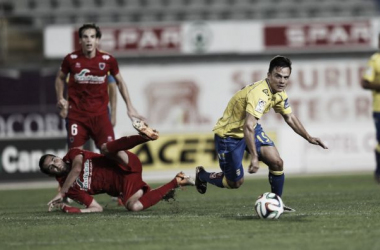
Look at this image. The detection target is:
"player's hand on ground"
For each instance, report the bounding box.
[308,137,328,149]
[48,201,64,212]
[248,157,260,174]
[47,193,64,208]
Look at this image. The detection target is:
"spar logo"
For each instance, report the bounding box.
[74,69,107,84]
[264,20,372,49]
[75,159,92,191]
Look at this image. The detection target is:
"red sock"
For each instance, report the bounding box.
[106,135,148,153]
[139,178,178,210]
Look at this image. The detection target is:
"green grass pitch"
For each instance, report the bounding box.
[1,173,380,250]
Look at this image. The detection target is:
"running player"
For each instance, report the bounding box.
[195,55,328,212]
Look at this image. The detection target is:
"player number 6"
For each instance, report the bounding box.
[71,124,78,136]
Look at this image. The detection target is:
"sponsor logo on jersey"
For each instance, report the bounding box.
[236,169,241,176]
[70,54,78,59]
[76,159,92,191]
[99,62,105,70]
[263,89,269,96]
[75,62,81,68]
[255,99,266,113]
[284,98,290,109]
[74,69,107,84]
[102,55,110,60]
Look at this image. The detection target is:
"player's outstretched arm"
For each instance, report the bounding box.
[50,199,103,213]
[47,155,84,206]
[113,73,146,121]
[282,113,328,149]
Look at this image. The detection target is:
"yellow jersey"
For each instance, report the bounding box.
[363,53,380,112]
[213,79,292,138]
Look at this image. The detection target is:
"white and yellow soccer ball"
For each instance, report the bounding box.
[254,192,284,219]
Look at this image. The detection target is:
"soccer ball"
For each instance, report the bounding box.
[254,192,284,219]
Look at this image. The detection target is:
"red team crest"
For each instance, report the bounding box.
[99,62,105,70]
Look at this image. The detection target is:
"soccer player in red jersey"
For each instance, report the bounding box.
[55,23,145,149]
[39,132,194,213]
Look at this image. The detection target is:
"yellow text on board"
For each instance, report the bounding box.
[130,132,276,170]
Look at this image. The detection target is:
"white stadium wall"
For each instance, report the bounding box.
[44,18,380,57]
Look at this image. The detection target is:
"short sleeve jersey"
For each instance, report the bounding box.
[60,49,120,118]
[362,53,380,112]
[56,148,123,207]
[213,79,292,138]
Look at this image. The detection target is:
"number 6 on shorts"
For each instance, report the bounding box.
[71,124,78,136]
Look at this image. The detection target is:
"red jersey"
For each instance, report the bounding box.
[60,49,120,119]
[57,148,126,207]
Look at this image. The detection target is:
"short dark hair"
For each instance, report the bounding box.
[268,55,292,74]
[78,23,102,39]
[39,154,55,175]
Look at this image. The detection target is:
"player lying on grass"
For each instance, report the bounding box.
[39,122,194,213]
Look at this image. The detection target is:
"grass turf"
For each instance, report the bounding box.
[1,173,379,250]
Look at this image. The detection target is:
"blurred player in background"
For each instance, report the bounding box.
[39,124,192,213]
[361,33,380,184]
[55,23,145,150]
[195,55,328,212]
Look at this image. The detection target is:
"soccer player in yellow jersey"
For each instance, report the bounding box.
[195,56,328,212]
[361,34,380,184]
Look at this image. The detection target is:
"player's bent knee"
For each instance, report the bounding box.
[126,201,144,212]
[226,178,244,189]
[270,158,283,171]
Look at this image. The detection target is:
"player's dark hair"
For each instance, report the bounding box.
[78,23,102,39]
[268,55,292,74]
[39,154,55,175]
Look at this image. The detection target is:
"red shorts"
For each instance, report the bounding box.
[116,151,150,203]
[120,173,151,203]
[66,113,114,149]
